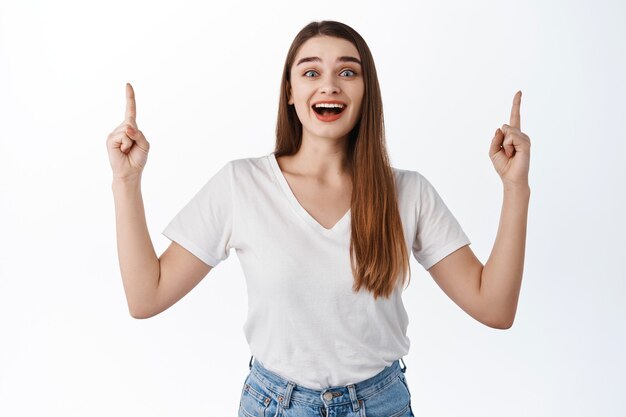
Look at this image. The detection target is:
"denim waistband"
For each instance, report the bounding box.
[247,356,407,409]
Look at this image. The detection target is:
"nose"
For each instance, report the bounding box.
[319,76,341,95]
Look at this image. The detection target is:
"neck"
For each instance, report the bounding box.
[288,132,351,180]
[281,131,351,181]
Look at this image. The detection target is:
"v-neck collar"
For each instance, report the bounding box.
[268,152,351,235]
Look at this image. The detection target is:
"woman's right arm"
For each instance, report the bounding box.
[108,83,212,319]
[111,178,159,318]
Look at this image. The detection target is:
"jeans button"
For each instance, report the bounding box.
[323,392,333,401]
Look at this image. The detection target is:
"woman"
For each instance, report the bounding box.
[107,20,530,417]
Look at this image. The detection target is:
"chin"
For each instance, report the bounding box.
[308,127,353,141]
[305,121,358,141]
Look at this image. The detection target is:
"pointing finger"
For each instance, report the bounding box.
[125,83,137,121]
[509,90,521,130]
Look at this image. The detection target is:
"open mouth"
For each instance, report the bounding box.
[312,103,347,116]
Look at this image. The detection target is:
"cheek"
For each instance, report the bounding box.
[351,95,365,118]
[350,84,365,115]
[293,98,309,115]
[291,88,313,114]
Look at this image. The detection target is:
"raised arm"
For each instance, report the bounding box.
[107,83,213,319]
[427,91,531,329]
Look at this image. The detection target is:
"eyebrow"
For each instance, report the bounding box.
[295,56,362,66]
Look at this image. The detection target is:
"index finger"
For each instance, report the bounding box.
[125,83,136,121]
[509,90,521,129]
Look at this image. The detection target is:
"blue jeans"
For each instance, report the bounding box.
[238,356,414,417]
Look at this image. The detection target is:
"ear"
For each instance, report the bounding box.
[287,82,293,105]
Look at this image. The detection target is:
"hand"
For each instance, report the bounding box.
[106,83,151,181]
[488,91,531,188]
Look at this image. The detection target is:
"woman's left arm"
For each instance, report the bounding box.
[428,91,531,329]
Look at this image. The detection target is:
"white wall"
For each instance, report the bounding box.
[1,0,624,416]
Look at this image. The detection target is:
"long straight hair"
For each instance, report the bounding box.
[274,21,411,300]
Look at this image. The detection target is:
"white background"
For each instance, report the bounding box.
[1,0,625,416]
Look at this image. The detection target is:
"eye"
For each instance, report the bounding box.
[339,69,357,77]
[303,70,318,78]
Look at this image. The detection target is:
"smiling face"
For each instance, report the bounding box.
[287,35,365,143]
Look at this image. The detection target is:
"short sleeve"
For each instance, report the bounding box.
[161,161,234,268]
[412,172,471,270]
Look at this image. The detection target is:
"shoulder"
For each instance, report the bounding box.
[215,153,271,177]
[391,165,427,192]
[225,153,271,170]
[213,153,276,189]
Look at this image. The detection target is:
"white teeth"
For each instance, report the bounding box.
[314,103,345,108]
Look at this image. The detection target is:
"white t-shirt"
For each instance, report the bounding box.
[162,151,471,389]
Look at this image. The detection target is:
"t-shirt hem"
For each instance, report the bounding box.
[418,237,471,271]
[161,228,220,267]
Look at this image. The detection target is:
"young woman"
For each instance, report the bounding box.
[107,20,530,417]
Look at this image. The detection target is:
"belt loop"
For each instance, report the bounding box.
[248,355,254,370]
[399,357,407,373]
[280,381,295,409]
[347,384,360,411]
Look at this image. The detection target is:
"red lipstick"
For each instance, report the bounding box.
[311,101,347,123]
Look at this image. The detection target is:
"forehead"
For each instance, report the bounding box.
[294,35,360,62]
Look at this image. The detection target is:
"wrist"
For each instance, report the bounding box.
[503,182,530,195]
[112,175,142,190]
